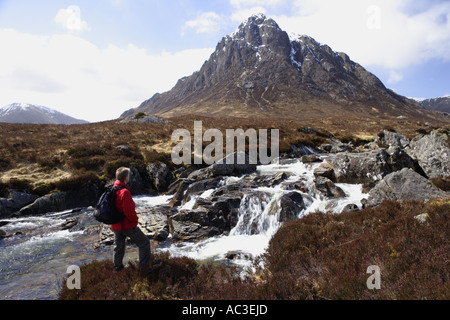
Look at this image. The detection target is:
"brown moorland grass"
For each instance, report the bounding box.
[1,115,446,186]
[59,198,450,300]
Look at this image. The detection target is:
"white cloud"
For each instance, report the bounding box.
[55,5,90,33]
[231,6,267,22]
[273,0,450,73]
[388,70,403,84]
[230,0,283,9]
[0,29,212,122]
[182,12,222,35]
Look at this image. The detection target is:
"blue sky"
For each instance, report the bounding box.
[0,0,449,122]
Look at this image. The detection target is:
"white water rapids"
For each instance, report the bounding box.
[160,159,367,268]
[0,158,368,299]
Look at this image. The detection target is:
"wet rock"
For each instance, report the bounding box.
[18,192,69,216]
[0,221,9,227]
[374,130,410,149]
[242,172,289,188]
[207,195,242,230]
[168,193,242,242]
[184,178,223,201]
[18,180,103,217]
[301,155,321,163]
[343,204,359,213]
[60,218,78,230]
[225,250,251,260]
[314,176,346,198]
[281,181,309,193]
[100,206,175,244]
[129,166,148,195]
[289,145,318,157]
[0,229,6,240]
[0,191,39,218]
[364,168,448,207]
[274,158,301,165]
[278,192,305,222]
[168,179,195,207]
[313,160,336,182]
[139,207,173,241]
[406,129,450,179]
[210,183,243,198]
[147,162,175,192]
[168,209,222,242]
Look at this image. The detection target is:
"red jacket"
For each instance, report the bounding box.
[110,180,139,231]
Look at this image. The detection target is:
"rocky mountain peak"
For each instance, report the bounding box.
[121,16,439,121]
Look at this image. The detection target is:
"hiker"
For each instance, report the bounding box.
[111,167,151,276]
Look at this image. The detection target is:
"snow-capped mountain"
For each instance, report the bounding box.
[122,14,436,121]
[416,96,450,114]
[0,103,88,125]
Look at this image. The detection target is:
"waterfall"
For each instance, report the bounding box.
[230,188,287,237]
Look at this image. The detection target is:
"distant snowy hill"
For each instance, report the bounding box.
[0,103,88,125]
[415,96,450,114]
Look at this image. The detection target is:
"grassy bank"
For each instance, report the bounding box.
[1,115,445,190]
[59,198,450,300]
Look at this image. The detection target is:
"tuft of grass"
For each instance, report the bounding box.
[431,177,450,191]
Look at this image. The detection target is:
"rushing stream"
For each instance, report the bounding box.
[0,158,368,300]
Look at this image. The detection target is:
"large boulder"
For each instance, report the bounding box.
[241,172,289,188]
[168,179,194,207]
[313,160,336,182]
[332,149,394,184]
[17,192,69,216]
[278,192,305,222]
[374,130,410,149]
[168,209,222,242]
[146,162,175,192]
[184,178,223,201]
[207,195,242,230]
[129,166,147,195]
[364,168,448,207]
[406,129,450,179]
[0,191,38,218]
[314,176,346,198]
[139,207,174,241]
[16,179,103,216]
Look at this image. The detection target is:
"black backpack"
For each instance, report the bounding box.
[94,186,126,224]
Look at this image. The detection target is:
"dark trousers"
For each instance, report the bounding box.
[112,226,151,270]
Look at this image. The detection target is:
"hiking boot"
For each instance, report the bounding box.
[114,265,124,272]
